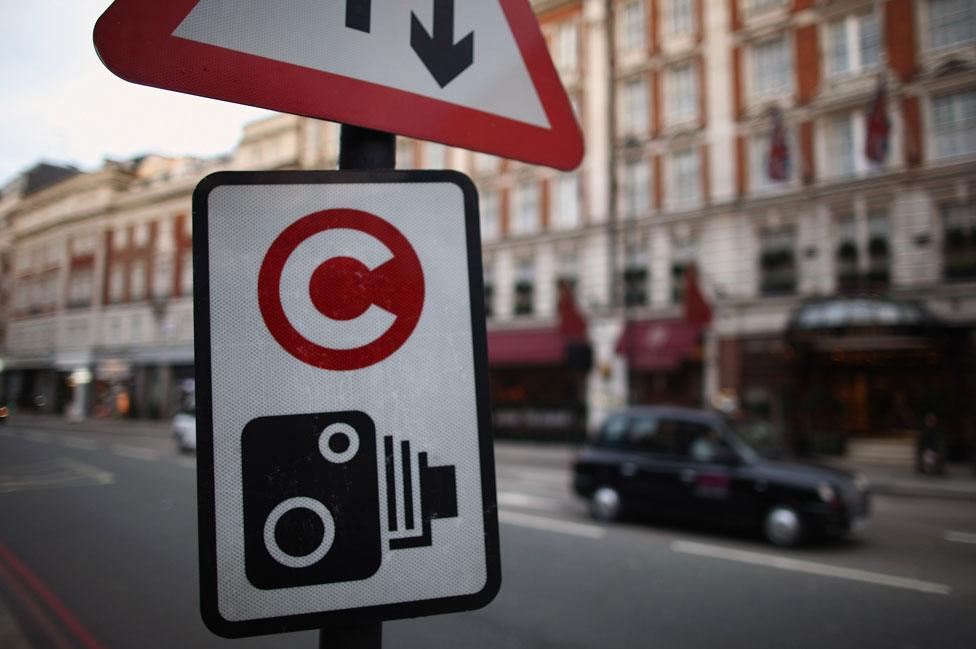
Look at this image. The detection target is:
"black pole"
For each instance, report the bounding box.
[339,124,396,170]
[318,122,393,649]
[319,622,382,649]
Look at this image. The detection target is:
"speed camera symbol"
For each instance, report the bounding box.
[258,209,425,370]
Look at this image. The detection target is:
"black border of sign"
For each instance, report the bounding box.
[192,170,500,638]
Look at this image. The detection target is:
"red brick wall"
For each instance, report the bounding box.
[735,135,748,197]
[902,96,923,167]
[886,0,917,81]
[732,46,744,120]
[799,120,815,185]
[794,24,820,105]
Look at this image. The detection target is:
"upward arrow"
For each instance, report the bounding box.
[410,0,474,88]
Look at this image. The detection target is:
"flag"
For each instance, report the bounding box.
[557,279,587,342]
[683,265,712,328]
[767,106,790,182]
[865,78,890,164]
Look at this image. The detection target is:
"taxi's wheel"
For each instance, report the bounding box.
[764,504,803,547]
[590,486,622,522]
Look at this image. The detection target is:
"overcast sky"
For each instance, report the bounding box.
[0,0,272,186]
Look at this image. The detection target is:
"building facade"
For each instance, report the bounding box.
[1,0,974,451]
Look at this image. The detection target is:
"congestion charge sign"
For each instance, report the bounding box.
[192,171,499,638]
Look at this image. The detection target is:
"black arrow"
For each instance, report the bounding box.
[410,0,474,88]
[345,0,371,33]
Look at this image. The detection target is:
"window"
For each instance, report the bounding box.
[752,37,792,97]
[622,159,651,217]
[748,0,786,12]
[483,262,495,318]
[829,114,856,176]
[153,255,172,299]
[631,416,672,453]
[67,268,93,309]
[554,173,581,230]
[396,141,415,169]
[481,190,500,240]
[473,152,500,174]
[928,0,975,50]
[598,414,631,448]
[933,90,976,159]
[134,222,149,247]
[514,181,540,235]
[866,212,890,286]
[623,241,648,307]
[671,148,701,207]
[836,216,860,292]
[109,265,125,304]
[827,13,880,77]
[669,0,694,36]
[180,253,193,297]
[668,63,697,123]
[759,227,797,296]
[514,259,535,315]
[620,77,649,135]
[556,253,579,296]
[130,261,146,302]
[618,1,646,52]
[943,202,976,280]
[553,21,579,73]
[751,131,795,193]
[671,236,697,304]
[425,143,446,169]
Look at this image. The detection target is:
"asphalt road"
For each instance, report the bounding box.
[0,421,974,649]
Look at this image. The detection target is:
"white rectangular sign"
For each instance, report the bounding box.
[193,170,499,638]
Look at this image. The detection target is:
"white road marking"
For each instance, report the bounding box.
[671,540,952,596]
[497,491,565,511]
[57,457,115,486]
[59,436,98,451]
[23,431,52,444]
[176,457,196,470]
[110,444,160,461]
[944,530,976,545]
[499,510,605,539]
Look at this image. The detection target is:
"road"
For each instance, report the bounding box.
[0,420,974,649]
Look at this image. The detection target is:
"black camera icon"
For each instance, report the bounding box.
[241,410,457,590]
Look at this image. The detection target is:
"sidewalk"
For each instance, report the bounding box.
[6,414,976,501]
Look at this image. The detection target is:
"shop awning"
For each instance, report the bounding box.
[615,319,701,371]
[487,327,565,367]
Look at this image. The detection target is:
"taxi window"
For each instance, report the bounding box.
[629,415,660,450]
[675,421,716,459]
[598,414,630,448]
[632,417,679,454]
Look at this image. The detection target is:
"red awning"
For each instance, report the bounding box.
[615,319,700,371]
[487,327,565,366]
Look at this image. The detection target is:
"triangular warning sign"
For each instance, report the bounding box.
[94,0,584,170]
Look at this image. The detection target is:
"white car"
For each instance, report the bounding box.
[173,409,196,453]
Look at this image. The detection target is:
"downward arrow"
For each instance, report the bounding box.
[410,0,474,88]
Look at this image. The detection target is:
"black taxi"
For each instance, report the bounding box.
[572,406,870,546]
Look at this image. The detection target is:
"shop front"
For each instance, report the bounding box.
[487,326,589,441]
[615,318,704,407]
[785,298,971,457]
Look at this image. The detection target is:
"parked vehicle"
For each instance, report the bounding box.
[0,405,8,424]
[572,406,870,547]
[173,407,196,453]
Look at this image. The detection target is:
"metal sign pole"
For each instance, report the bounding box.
[314,122,394,649]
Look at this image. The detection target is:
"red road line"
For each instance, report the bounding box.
[0,542,107,649]
[0,558,74,649]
